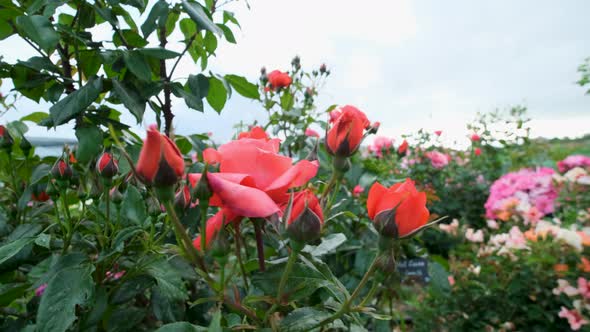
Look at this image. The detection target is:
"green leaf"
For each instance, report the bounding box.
[111,275,155,305]
[17,56,60,73]
[94,5,117,26]
[218,24,236,43]
[36,264,95,332]
[112,80,145,123]
[279,307,331,332]
[203,31,217,53]
[0,20,14,40]
[114,29,149,48]
[121,186,147,227]
[79,52,102,78]
[49,76,103,126]
[123,51,152,81]
[106,307,146,332]
[141,0,168,38]
[0,283,29,307]
[429,261,451,294]
[137,47,181,59]
[15,15,58,52]
[145,259,187,301]
[154,322,208,332]
[20,112,48,124]
[76,126,103,164]
[175,136,193,155]
[182,0,222,35]
[30,164,50,184]
[35,233,51,249]
[225,74,259,100]
[302,233,347,257]
[0,237,35,265]
[280,91,294,110]
[179,18,196,40]
[206,76,227,113]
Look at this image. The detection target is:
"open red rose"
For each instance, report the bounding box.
[267,70,292,89]
[136,124,184,187]
[285,190,324,243]
[238,126,269,140]
[326,105,370,157]
[190,137,319,249]
[367,179,430,238]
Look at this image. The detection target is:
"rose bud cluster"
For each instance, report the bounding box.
[136,124,184,188]
[96,152,119,178]
[285,190,324,245]
[367,179,430,240]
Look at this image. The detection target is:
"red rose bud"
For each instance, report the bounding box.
[175,185,191,210]
[286,190,324,244]
[110,187,124,204]
[367,179,430,239]
[97,152,119,178]
[51,159,73,180]
[397,140,409,157]
[474,147,482,156]
[319,63,327,74]
[136,125,185,187]
[471,133,481,142]
[434,130,442,136]
[0,125,14,149]
[326,105,370,157]
[267,70,292,89]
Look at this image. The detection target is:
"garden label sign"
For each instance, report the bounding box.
[397,258,430,283]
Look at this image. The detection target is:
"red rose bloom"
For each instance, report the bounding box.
[326,105,370,157]
[471,133,481,142]
[267,70,292,89]
[474,147,482,156]
[136,124,184,187]
[367,179,430,238]
[190,137,318,249]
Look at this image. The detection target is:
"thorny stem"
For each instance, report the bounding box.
[253,219,266,272]
[158,26,174,136]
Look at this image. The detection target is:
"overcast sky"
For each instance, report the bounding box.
[1,0,589,146]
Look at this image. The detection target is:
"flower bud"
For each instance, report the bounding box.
[110,187,124,204]
[96,152,119,178]
[136,125,184,188]
[260,67,266,75]
[174,185,191,210]
[285,190,324,244]
[326,105,371,158]
[0,125,14,150]
[397,140,409,157]
[210,225,231,262]
[31,183,50,202]
[319,63,327,74]
[194,169,213,202]
[51,159,73,180]
[146,196,162,215]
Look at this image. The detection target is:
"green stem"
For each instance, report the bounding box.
[264,248,298,322]
[253,220,266,272]
[164,201,204,271]
[200,200,209,252]
[276,248,297,303]
[320,172,338,206]
[61,191,73,254]
[234,228,249,290]
[219,261,225,298]
[104,187,111,240]
[311,254,381,329]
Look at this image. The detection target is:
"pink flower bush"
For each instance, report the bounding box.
[557,155,590,173]
[559,307,588,330]
[425,151,451,169]
[439,219,459,235]
[368,136,393,158]
[465,228,484,243]
[484,167,557,221]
